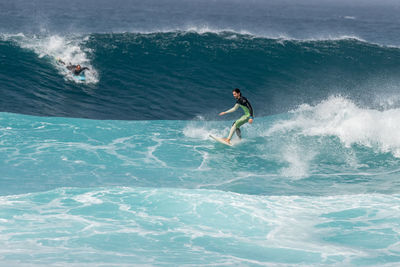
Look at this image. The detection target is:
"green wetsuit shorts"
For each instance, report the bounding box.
[234,114,250,128]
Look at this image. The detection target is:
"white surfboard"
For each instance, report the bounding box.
[209,134,233,146]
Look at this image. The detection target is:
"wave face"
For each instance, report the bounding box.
[2,99,400,265]
[3,32,400,120]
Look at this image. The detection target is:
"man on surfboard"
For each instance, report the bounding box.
[57,59,90,76]
[219,88,254,144]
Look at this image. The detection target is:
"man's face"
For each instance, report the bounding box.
[76,65,81,71]
[233,91,240,99]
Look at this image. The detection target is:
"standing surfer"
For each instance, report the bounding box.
[219,88,254,144]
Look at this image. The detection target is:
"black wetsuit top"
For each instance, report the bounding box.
[236,96,254,118]
[67,65,89,75]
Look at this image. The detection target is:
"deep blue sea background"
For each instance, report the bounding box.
[2,0,400,266]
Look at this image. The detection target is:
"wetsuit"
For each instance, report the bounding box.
[57,59,89,76]
[224,96,254,140]
[66,65,89,75]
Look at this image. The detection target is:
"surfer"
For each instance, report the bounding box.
[57,59,89,76]
[219,88,254,144]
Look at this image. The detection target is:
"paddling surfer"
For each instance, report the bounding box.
[57,58,89,76]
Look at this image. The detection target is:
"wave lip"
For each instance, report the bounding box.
[1,29,373,45]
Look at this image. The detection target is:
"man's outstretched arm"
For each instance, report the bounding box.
[219,104,239,116]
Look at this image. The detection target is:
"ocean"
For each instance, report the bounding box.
[1,0,400,266]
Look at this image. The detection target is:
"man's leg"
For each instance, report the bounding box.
[235,128,242,139]
[231,121,241,139]
[226,115,249,142]
[227,124,236,141]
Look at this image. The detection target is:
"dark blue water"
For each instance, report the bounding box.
[2,33,400,119]
[2,0,400,44]
[2,1,400,265]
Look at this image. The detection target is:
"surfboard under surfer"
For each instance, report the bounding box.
[219,88,254,144]
[57,58,90,76]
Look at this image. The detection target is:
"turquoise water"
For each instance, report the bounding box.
[2,96,400,265]
[1,187,399,266]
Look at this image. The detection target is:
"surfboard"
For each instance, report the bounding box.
[73,74,86,81]
[209,134,233,146]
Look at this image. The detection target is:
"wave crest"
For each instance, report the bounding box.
[268,96,400,157]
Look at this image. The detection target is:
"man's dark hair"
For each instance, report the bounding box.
[233,88,241,94]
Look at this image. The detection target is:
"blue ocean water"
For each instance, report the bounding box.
[2,0,400,266]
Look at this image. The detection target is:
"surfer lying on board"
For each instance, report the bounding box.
[219,88,254,144]
[57,58,90,76]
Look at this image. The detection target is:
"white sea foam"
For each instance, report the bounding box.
[1,187,399,265]
[183,120,230,140]
[183,125,212,140]
[182,25,252,36]
[73,192,103,205]
[268,96,400,157]
[2,33,98,84]
[280,144,316,179]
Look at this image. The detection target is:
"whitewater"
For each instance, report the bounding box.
[2,0,400,266]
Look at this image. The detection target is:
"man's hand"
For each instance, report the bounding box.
[248,118,253,124]
[219,112,226,116]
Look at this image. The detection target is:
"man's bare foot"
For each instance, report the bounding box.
[223,138,231,144]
